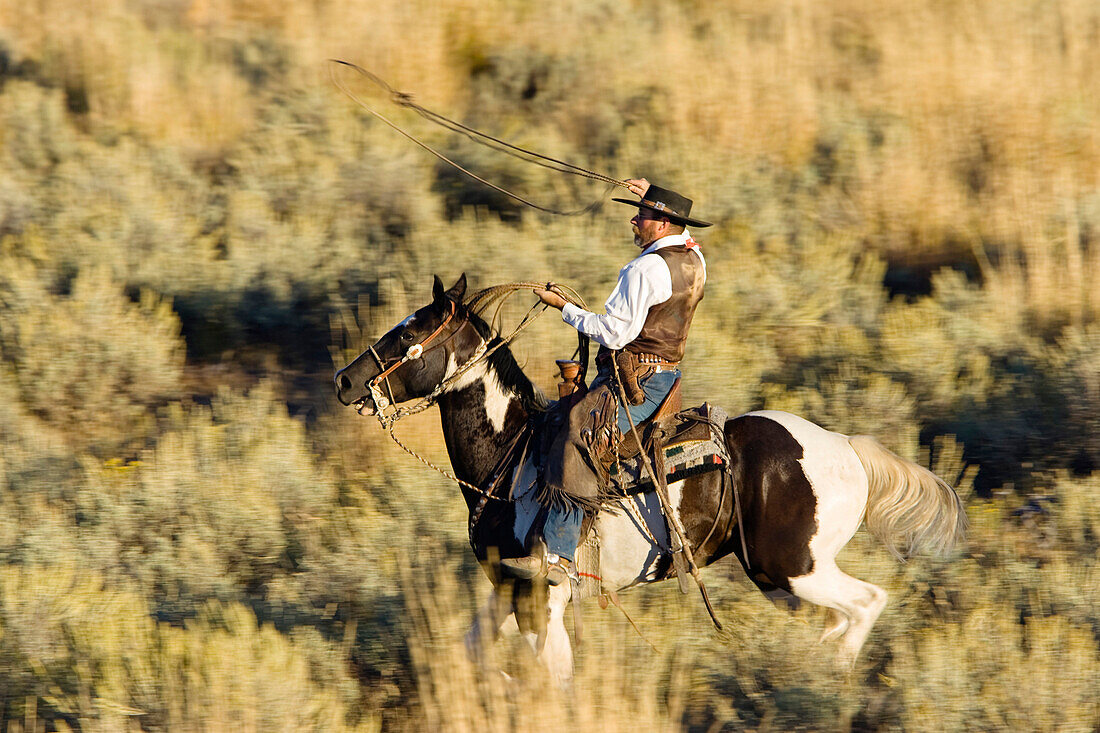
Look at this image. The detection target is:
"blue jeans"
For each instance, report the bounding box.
[544,367,681,561]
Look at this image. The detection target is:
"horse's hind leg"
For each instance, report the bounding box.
[789,563,888,666]
[818,608,850,644]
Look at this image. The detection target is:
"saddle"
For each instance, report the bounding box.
[562,375,724,493]
[484,376,727,518]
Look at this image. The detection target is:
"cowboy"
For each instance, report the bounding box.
[501,179,710,585]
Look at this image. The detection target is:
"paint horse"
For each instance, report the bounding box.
[334,275,967,685]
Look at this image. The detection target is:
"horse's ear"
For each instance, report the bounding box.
[432,274,446,305]
[446,273,467,303]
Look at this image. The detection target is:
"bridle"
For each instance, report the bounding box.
[365,299,456,414]
[362,298,488,428]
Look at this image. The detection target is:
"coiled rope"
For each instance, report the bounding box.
[467,280,588,332]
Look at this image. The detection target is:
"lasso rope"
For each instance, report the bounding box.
[467,280,588,332]
[329,60,629,216]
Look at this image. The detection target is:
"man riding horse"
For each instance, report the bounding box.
[501,179,711,586]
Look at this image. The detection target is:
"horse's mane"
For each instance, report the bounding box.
[464,306,549,413]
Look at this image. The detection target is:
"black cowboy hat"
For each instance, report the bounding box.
[612,184,712,228]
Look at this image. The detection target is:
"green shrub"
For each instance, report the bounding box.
[0,259,185,454]
[890,613,1100,731]
[1050,324,1100,473]
[72,385,333,610]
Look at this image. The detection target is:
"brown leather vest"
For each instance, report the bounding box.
[625,245,705,362]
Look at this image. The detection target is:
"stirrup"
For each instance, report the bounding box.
[545,555,575,587]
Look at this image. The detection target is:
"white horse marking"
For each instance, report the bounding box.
[594,480,686,589]
[465,588,518,667]
[790,564,888,666]
[444,349,512,433]
[745,410,869,558]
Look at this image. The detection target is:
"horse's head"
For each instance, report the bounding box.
[334,273,481,414]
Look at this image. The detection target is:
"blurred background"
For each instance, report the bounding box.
[0,0,1098,729]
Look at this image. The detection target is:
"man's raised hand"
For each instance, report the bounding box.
[624,178,650,198]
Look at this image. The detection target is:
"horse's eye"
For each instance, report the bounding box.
[400,330,414,342]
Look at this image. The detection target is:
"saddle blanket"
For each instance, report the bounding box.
[608,435,726,491]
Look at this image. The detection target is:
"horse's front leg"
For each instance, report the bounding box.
[524,583,574,689]
[465,584,519,669]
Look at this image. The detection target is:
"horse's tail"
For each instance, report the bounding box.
[848,435,968,559]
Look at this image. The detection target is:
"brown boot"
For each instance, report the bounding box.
[499,553,546,580]
[500,554,572,586]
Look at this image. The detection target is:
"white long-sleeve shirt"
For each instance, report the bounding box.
[561,230,706,350]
